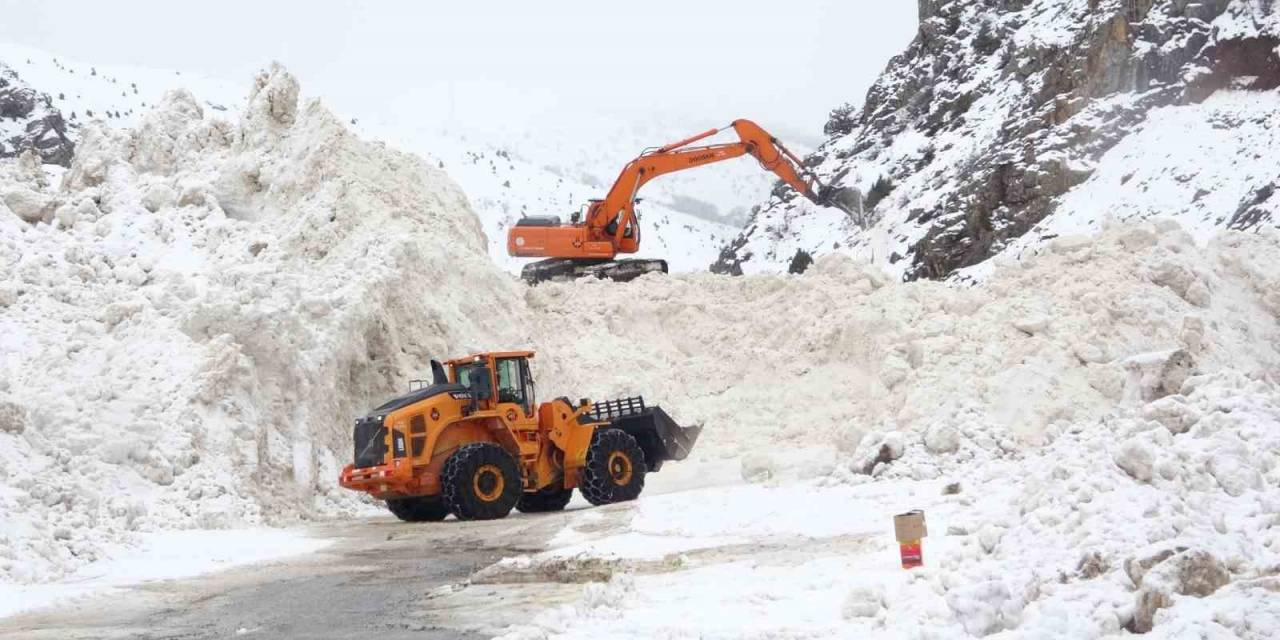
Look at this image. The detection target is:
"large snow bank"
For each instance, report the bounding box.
[530,220,1280,468]
[0,65,528,582]
[486,371,1280,639]
[475,220,1280,637]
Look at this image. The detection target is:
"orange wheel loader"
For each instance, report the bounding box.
[338,351,701,521]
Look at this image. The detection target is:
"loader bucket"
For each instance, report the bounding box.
[590,397,702,472]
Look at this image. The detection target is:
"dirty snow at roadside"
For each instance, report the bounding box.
[0,527,329,619]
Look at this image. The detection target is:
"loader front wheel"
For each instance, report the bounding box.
[385,496,449,522]
[441,443,521,520]
[580,428,647,506]
[516,486,573,513]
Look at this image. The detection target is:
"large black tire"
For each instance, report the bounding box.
[441,443,522,520]
[385,496,449,522]
[580,428,647,506]
[516,486,574,513]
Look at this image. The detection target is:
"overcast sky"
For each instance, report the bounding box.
[0,1,916,138]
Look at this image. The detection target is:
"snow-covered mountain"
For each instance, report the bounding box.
[0,64,72,166]
[714,0,1280,279]
[0,43,241,168]
[0,42,743,274]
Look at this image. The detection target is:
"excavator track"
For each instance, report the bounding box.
[521,258,668,285]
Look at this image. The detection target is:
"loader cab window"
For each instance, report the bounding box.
[496,357,533,415]
[456,364,486,392]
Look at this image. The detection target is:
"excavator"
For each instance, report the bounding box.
[506,119,852,284]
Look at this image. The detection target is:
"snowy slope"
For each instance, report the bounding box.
[715,0,1280,280]
[964,89,1280,278]
[0,41,246,144]
[0,42,739,274]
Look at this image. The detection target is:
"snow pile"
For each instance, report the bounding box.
[454,216,1280,638]
[842,371,1280,638]
[482,371,1280,639]
[0,65,527,582]
[530,219,1280,470]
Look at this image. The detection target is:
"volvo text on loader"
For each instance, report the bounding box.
[506,118,853,284]
[339,351,701,521]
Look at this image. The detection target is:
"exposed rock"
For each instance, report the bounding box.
[1125,546,1186,587]
[1130,549,1231,632]
[1,64,75,166]
[855,431,907,474]
[716,0,1278,280]
[1078,551,1111,579]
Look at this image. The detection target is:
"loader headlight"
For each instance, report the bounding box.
[515,236,526,247]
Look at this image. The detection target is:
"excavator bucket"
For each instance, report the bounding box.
[817,184,861,217]
[589,397,702,472]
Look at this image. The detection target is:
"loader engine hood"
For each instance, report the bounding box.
[351,383,471,469]
[370,383,469,414]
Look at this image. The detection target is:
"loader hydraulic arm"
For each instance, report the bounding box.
[587,119,841,247]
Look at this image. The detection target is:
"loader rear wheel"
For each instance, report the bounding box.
[385,496,449,522]
[441,443,521,520]
[516,486,574,513]
[580,428,647,506]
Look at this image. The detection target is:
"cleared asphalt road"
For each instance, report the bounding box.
[0,511,574,640]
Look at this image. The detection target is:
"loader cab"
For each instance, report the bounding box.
[448,351,537,418]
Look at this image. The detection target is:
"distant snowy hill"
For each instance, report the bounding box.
[0,42,742,274]
[0,64,73,166]
[0,42,242,166]
[714,0,1280,279]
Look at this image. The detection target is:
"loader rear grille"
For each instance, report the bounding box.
[353,419,387,469]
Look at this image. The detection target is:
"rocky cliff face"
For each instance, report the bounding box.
[714,0,1280,279]
[0,63,74,166]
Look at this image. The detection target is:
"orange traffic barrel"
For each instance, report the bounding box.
[893,510,927,569]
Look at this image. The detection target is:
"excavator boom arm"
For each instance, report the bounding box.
[505,119,846,281]
[587,119,834,245]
